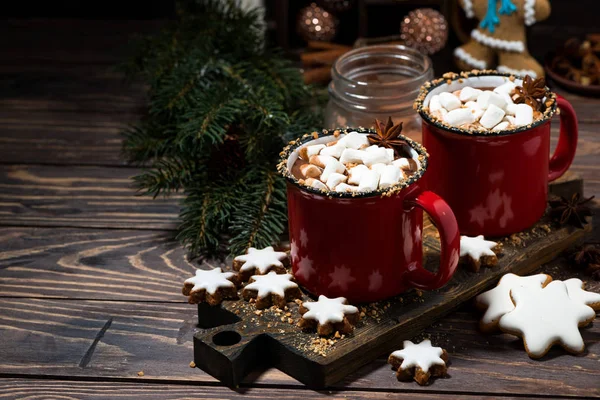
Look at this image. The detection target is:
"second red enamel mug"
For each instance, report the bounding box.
[416,72,578,237]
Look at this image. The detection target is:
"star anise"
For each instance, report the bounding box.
[571,244,600,281]
[368,117,409,157]
[514,75,547,111]
[549,193,594,228]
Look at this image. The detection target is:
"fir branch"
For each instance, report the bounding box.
[229,168,287,256]
[121,0,322,257]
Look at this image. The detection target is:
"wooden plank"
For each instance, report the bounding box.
[0,296,597,397]
[0,166,179,230]
[0,379,531,400]
[0,228,194,301]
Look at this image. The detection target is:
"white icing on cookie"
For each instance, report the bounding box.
[234,246,287,274]
[302,295,358,325]
[390,339,446,373]
[498,280,596,357]
[184,268,235,295]
[564,278,600,309]
[460,235,497,261]
[244,272,298,298]
[475,273,550,326]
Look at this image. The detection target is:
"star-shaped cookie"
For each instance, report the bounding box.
[242,272,302,309]
[182,268,239,305]
[498,280,597,358]
[564,278,600,311]
[233,246,289,281]
[459,235,501,272]
[475,273,552,332]
[388,339,449,386]
[298,295,359,336]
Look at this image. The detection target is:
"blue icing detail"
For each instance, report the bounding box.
[499,0,517,15]
[480,0,517,33]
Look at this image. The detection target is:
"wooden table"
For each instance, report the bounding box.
[1,20,599,399]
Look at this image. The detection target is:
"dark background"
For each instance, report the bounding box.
[2,0,598,62]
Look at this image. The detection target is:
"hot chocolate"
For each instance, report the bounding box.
[289,119,423,194]
[420,75,550,133]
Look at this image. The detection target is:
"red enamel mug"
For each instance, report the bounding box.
[416,72,578,237]
[278,129,460,303]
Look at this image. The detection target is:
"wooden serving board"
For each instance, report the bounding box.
[193,175,591,388]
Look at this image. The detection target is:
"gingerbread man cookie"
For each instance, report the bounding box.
[298,295,359,336]
[455,0,551,78]
[182,268,239,305]
[498,280,597,358]
[388,340,449,386]
[242,272,302,309]
[233,246,289,281]
[475,273,552,332]
[459,235,502,272]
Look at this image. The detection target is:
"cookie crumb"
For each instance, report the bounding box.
[137,371,145,377]
[189,361,196,368]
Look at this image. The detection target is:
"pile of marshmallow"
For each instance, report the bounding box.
[428,80,540,132]
[296,132,420,193]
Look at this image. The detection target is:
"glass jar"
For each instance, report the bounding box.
[325,45,434,139]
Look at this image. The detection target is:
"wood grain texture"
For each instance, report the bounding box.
[0,298,597,397]
[0,379,535,400]
[0,228,199,301]
[0,165,179,230]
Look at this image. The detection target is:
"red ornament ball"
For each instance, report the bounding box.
[400,8,448,55]
[297,3,338,42]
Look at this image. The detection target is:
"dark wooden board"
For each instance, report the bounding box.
[0,379,536,400]
[0,165,180,230]
[192,213,593,388]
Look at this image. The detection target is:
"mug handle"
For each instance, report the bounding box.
[548,95,578,182]
[404,191,460,290]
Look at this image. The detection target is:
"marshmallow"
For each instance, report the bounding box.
[499,91,514,106]
[326,140,339,147]
[337,131,370,149]
[392,157,410,170]
[465,101,484,120]
[335,183,359,193]
[339,148,364,164]
[379,165,404,189]
[299,164,321,179]
[320,159,346,182]
[459,86,482,102]
[444,108,476,127]
[477,91,507,110]
[365,145,380,152]
[480,104,506,129]
[493,81,517,95]
[505,103,518,116]
[433,108,448,120]
[309,154,336,169]
[385,148,395,163]
[492,121,510,132]
[305,178,328,191]
[326,172,347,190]
[348,164,370,185]
[514,103,533,126]
[362,147,390,167]
[299,144,325,160]
[505,115,517,125]
[429,95,443,112]
[358,170,380,192]
[370,163,387,175]
[320,144,345,158]
[439,92,462,111]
